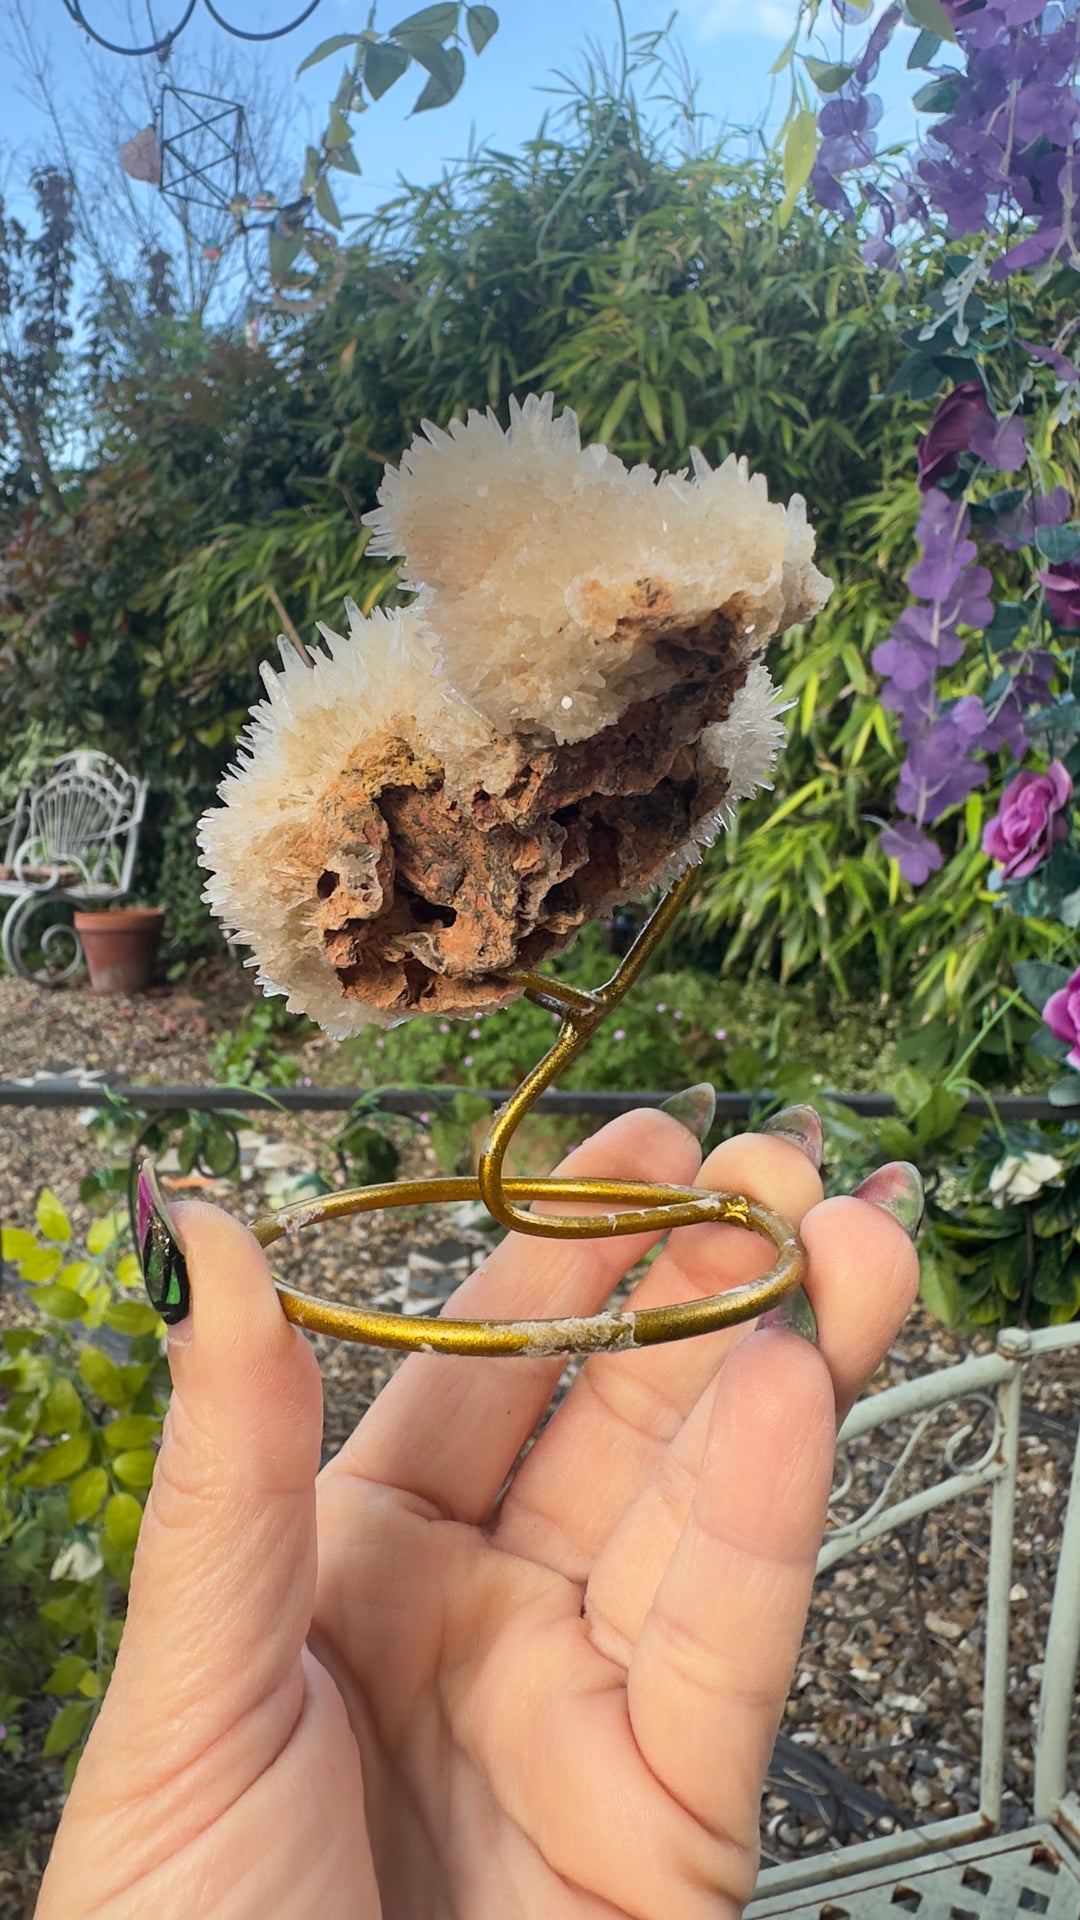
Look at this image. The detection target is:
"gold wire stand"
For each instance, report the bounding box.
[253,868,806,1356]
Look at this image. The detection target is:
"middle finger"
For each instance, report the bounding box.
[494,1128,823,1578]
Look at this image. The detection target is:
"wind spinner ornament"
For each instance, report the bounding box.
[188,396,832,1355]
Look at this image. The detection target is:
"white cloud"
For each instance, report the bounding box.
[682,0,798,41]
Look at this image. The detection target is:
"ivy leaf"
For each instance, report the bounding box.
[779,108,817,228]
[296,32,360,76]
[36,1189,71,1244]
[466,4,498,52]
[904,0,957,41]
[364,39,410,98]
[411,42,466,111]
[803,56,854,93]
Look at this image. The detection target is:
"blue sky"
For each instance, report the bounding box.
[2,0,919,224]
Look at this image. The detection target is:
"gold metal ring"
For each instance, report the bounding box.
[253,1175,806,1356]
[246,869,806,1358]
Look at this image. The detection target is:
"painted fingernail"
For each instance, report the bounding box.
[759,1286,818,1345]
[852,1161,924,1237]
[132,1159,190,1326]
[661,1083,716,1143]
[760,1103,823,1170]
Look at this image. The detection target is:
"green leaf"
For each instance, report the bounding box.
[466,4,498,53]
[411,42,465,111]
[32,1283,86,1320]
[315,175,343,230]
[328,141,362,176]
[103,1491,143,1551]
[638,379,664,442]
[913,74,965,114]
[983,600,1027,653]
[907,27,942,66]
[78,1348,129,1409]
[40,1377,84,1437]
[268,228,305,281]
[779,109,817,228]
[390,3,460,33]
[364,39,410,98]
[919,1249,964,1326]
[45,1654,90,1696]
[1048,1074,1080,1107]
[36,1189,71,1244]
[905,0,957,40]
[86,1213,120,1254]
[1036,523,1080,563]
[295,32,359,76]
[1015,960,1074,1011]
[102,1413,162,1452]
[68,1466,109,1523]
[103,1300,162,1337]
[42,1699,94,1760]
[111,1448,157,1490]
[597,379,637,446]
[20,1432,92,1486]
[803,56,854,93]
[1,1227,37,1263]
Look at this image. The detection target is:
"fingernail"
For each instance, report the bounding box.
[760,1103,823,1170]
[131,1159,191,1328]
[661,1083,716,1143]
[759,1286,818,1345]
[852,1161,924,1237]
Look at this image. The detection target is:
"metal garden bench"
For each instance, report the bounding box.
[0,750,148,983]
[749,1323,1080,1918]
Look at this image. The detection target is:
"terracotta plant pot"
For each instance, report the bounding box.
[74,908,165,994]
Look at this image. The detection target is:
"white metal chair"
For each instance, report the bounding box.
[0,750,149,982]
[749,1324,1080,1918]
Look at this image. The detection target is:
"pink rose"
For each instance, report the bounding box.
[982,762,1073,880]
[1044,968,1080,1071]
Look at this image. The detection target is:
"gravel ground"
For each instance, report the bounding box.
[0,968,1077,1913]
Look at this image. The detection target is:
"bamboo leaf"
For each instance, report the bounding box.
[779,109,818,228]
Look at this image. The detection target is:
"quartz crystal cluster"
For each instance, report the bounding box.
[199,395,831,1036]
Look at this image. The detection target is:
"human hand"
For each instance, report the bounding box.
[35,1107,919,1920]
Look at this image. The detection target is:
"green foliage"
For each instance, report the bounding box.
[0,1195,169,1783]
[923,1120,1080,1331]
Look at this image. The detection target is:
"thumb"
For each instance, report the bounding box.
[92,1193,323,1802]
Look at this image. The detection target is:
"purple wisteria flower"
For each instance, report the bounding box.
[990,486,1070,552]
[982,762,1073,878]
[1039,557,1080,630]
[1043,968,1080,1071]
[872,491,1001,869]
[880,820,945,884]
